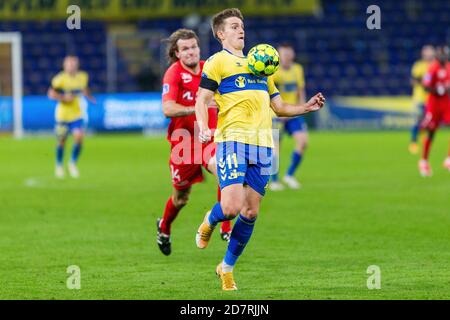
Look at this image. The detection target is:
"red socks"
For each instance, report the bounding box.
[422,132,434,160]
[448,140,450,157]
[160,197,180,235]
[161,186,231,235]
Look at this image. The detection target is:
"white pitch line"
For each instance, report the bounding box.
[24,177,39,188]
[24,176,96,190]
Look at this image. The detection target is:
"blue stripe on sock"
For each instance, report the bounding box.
[237,214,256,225]
[224,214,256,266]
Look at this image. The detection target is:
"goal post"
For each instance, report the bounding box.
[0,32,23,139]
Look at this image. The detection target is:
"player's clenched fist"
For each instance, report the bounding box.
[305,92,325,112]
[199,128,212,143]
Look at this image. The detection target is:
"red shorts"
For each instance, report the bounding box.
[169,142,216,190]
[421,102,450,130]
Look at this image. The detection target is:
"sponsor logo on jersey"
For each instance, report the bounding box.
[181,73,193,83]
[235,76,247,88]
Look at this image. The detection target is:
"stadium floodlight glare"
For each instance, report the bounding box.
[0,32,23,139]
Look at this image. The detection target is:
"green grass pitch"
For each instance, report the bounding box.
[0,130,449,299]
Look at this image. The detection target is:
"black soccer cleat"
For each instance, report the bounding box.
[156,218,171,256]
[220,231,231,243]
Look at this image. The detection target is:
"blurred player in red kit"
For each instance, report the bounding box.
[156,29,231,255]
[419,46,450,176]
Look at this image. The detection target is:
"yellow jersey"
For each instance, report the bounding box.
[272,63,305,105]
[201,49,279,148]
[411,60,430,104]
[51,71,89,122]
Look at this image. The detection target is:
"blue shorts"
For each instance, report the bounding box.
[216,142,273,196]
[55,119,84,138]
[284,117,307,135]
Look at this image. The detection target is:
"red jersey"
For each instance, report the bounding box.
[162,60,218,146]
[423,60,450,108]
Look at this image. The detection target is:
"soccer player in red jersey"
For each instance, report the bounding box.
[156,29,231,255]
[419,45,450,176]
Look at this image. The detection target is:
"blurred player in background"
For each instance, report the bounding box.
[195,8,325,290]
[409,45,435,154]
[156,29,231,256]
[269,43,307,191]
[419,45,450,176]
[48,55,95,179]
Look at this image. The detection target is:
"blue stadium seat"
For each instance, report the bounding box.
[7,0,450,95]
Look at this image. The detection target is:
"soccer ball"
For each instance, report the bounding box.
[247,44,280,77]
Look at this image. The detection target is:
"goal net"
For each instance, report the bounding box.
[0,32,23,138]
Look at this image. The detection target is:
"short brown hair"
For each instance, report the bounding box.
[211,8,244,42]
[164,28,200,64]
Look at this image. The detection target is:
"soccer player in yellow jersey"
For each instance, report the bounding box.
[269,43,307,190]
[47,56,95,178]
[194,8,325,291]
[409,45,435,154]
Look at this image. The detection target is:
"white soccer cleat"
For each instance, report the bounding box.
[269,181,285,191]
[68,162,80,178]
[443,157,450,172]
[418,159,432,177]
[283,175,301,189]
[55,165,65,179]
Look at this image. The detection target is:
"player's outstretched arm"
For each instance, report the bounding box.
[162,100,196,118]
[270,92,325,117]
[195,87,215,143]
